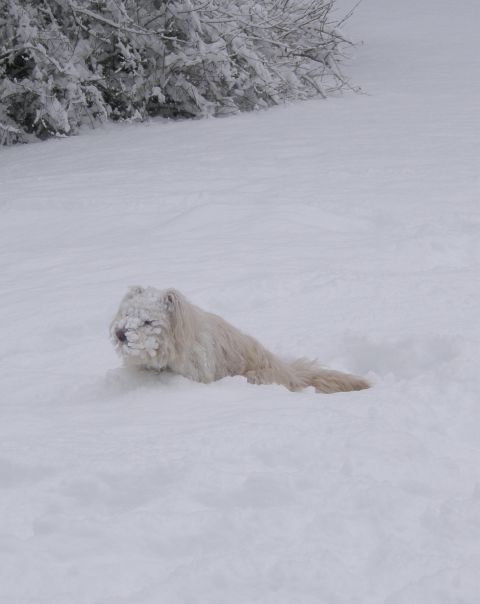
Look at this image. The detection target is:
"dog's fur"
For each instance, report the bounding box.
[110,286,370,394]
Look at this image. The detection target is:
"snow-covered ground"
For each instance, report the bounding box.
[1,0,480,602]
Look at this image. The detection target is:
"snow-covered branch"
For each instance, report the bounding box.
[0,0,355,145]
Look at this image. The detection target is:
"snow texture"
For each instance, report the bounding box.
[0,0,480,602]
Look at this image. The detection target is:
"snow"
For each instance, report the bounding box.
[1,0,480,602]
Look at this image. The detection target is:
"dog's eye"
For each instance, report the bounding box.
[144,320,153,326]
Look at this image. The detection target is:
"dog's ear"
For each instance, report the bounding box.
[163,289,193,350]
[164,288,181,310]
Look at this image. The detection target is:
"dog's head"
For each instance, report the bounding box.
[110,286,184,369]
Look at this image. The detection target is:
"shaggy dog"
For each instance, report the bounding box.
[110,286,370,394]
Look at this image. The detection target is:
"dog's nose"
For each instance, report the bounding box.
[116,328,127,343]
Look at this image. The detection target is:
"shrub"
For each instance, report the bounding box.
[0,0,354,145]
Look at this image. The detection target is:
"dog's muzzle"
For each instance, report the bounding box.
[115,328,127,343]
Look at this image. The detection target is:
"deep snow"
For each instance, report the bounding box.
[1,0,480,602]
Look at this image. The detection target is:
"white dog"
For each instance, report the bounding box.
[110,286,370,394]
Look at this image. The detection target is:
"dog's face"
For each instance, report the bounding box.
[110,286,177,369]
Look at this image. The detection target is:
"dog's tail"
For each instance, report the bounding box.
[287,358,370,393]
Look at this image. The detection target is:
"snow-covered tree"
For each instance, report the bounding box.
[0,0,354,145]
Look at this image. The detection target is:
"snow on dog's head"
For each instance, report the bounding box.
[110,286,185,370]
